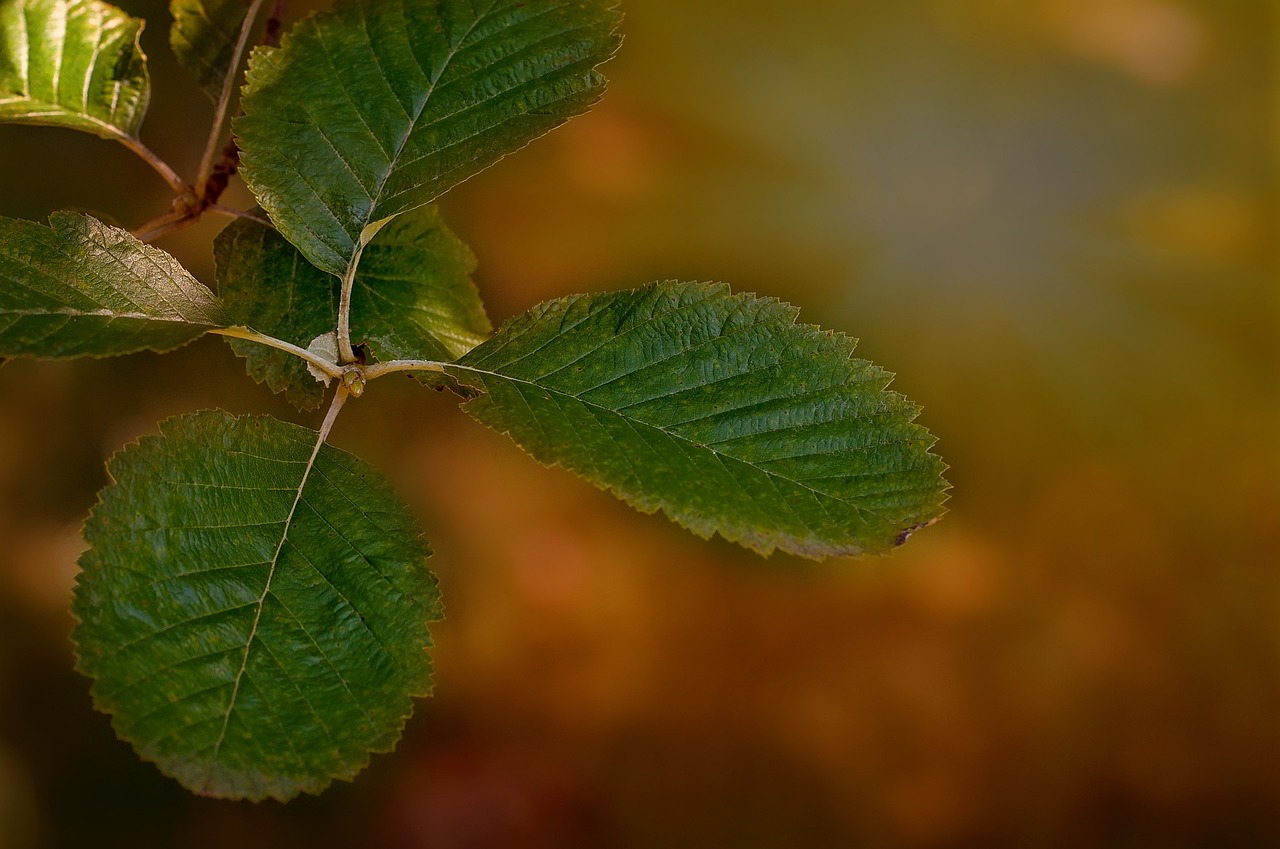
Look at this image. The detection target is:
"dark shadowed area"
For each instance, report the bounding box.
[1,0,1276,847]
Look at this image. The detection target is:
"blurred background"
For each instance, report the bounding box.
[1,0,1277,846]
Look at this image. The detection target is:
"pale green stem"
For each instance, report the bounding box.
[363,359,449,381]
[321,383,351,434]
[205,381,348,788]
[196,0,271,196]
[210,326,345,380]
[335,252,364,365]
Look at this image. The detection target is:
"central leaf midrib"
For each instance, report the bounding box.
[453,362,908,524]
[448,289,924,525]
[205,432,324,779]
[342,0,583,270]
[0,94,136,139]
[0,305,213,322]
[350,6,487,271]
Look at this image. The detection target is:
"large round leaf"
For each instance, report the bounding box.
[73,410,441,800]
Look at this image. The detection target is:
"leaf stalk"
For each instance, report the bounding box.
[205,381,347,786]
[335,252,363,365]
[210,326,345,380]
[362,359,449,381]
[132,209,198,242]
[118,136,188,194]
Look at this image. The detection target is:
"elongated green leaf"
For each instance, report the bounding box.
[0,0,149,139]
[169,0,255,100]
[215,207,490,409]
[236,0,622,277]
[447,282,948,558]
[0,212,228,358]
[73,410,442,801]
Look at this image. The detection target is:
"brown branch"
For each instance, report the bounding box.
[264,0,286,47]
[135,0,290,240]
[194,0,288,211]
[200,135,241,209]
[132,210,200,243]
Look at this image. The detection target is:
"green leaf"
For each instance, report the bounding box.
[169,0,255,101]
[447,282,949,558]
[356,207,491,360]
[0,0,150,140]
[0,212,228,358]
[73,410,442,801]
[215,206,490,409]
[214,216,336,410]
[235,0,622,277]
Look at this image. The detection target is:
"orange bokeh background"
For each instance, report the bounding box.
[1,1,1277,846]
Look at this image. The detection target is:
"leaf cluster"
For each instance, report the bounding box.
[0,0,948,800]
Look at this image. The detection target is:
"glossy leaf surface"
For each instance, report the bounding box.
[449,282,949,558]
[73,410,441,800]
[215,207,489,409]
[236,0,622,276]
[0,212,227,358]
[0,0,150,139]
[169,0,255,100]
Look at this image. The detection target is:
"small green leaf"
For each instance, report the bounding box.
[0,212,228,358]
[356,208,491,361]
[169,0,255,101]
[215,207,490,409]
[448,282,949,558]
[214,216,336,410]
[0,0,150,140]
[236,0,622,277]
[73,410,442,801]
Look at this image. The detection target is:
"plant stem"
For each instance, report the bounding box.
[317,380,350,440]
[363,359,449,381]
[263,0,287,47]
[132,210,197,242]
[210,327,345,380]
[336,254,362,365]
[208,205,272,227]
[118,136,188,194]
[196,0,271,197]
[205,379,346,786]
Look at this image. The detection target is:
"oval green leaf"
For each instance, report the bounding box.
[235,0,622,277]
[447,282,949,558]
[72,410,442,800]
[0,212,228,358]
[0,0,150,139]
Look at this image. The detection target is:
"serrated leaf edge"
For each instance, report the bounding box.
[69,407,440,802]
[450,281,950,559]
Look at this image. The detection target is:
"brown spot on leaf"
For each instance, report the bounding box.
[895,517,940,546]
